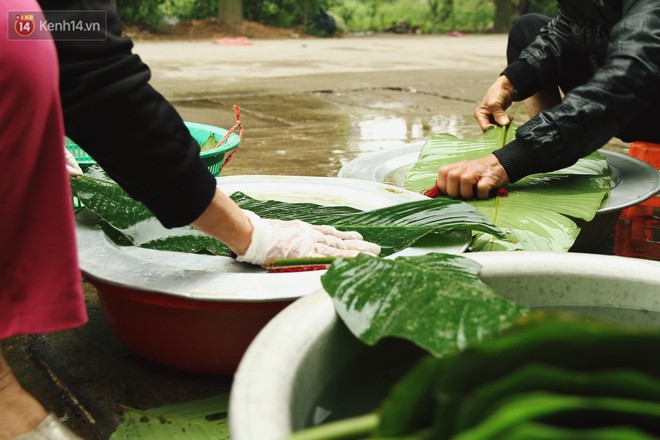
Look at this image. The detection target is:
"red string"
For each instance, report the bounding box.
[217,104,243,171]
[423,187,440,198]
[267,265,329,273]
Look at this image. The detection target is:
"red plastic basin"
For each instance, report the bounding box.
[88,276,291,375]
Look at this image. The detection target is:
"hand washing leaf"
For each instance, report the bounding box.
[404,125,516,193]
[70,173,503,257]
[404,125,610,251]
[320,253,529,357]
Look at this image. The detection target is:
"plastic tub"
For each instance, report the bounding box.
[229,252,660,439]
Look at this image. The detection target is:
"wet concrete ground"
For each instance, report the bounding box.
[3,34,633,439]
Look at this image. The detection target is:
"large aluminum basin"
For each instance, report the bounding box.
[229,252,660,439]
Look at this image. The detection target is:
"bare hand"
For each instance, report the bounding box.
[64,147,83,176]
[436,154,510,199]
[474,75,515,132]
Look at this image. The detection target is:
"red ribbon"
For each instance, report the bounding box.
[217,104,243,171]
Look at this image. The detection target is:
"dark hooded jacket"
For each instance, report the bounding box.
[38,0,217,228]
[493,0,660,183]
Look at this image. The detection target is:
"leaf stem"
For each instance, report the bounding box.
[287,413,379,440]
[497,124,508,148]
[267,257,337,268]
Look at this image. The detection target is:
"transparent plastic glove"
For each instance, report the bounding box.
[64,148,83,176]
[236,210,381,265]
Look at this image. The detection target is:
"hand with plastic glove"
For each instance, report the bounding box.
[236,210,381,265]
[64,147,83,176]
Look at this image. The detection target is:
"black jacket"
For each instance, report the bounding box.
[495,0,660,183]
[38,0,216,228]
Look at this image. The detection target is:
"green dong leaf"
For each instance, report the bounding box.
[404,125,610,251]
[71,173,502,257]
[320,253,529,357]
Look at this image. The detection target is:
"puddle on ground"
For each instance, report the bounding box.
[171,89,482,178]
[350,114,473,153]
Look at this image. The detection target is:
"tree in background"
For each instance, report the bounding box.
[116,0,164,31]
[493,0,515,32]
[492,0,556,32]
[428,0,456,30]
[115,0,557,34]
[243,0,331,29]
[219,0,244,26]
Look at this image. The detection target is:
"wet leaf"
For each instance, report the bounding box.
[454,364,660,431]
[200,133,218,152]
[109,394,228,440]
[375,316,660,439]
[71,173,502,257]
[404,125,610,251]
[489,423,657,440]
[321,253,529,357]
[453,393,660,440]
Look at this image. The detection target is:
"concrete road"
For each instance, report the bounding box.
[137,34,508,97]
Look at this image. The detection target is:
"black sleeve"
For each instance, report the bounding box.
[38,0,217,228]
[496,0,660,182]
[501,7,574,102]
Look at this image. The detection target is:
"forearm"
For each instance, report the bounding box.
[192,188,253,255]
[502,9,573,101]
[41,0,217,228]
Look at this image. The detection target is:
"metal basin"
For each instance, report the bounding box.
[338,145,660,251]
[229,252,660,438]
[76,176,469,374]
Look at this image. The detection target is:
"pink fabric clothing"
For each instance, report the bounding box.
[0,0,87,339]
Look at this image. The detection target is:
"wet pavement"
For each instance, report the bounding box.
[3,34,649,439]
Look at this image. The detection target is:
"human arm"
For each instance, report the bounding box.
[193,188,381,265]
[43,0,380,263]
[40,0,214,227]
[494,0,660,181]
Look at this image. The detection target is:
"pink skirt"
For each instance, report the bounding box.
[0,0,87,339]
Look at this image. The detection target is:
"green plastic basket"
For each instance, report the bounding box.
[67,121,241,210]
[66,121,241,176]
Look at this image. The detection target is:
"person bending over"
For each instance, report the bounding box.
[434,0,660,199]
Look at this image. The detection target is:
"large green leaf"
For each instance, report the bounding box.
[109,394,228,440]
[403,125,610,251]
[71,174,503,257]
[374,315,660,439]
[454,364,660,431]
[453,392,660,440]
[405,125,516,193]
[320,253,529,357]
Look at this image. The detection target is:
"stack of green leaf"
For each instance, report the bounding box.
[404,125,611,251]
[70,169,503,258]
[372,315,660,440]
[287,253,660,439]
